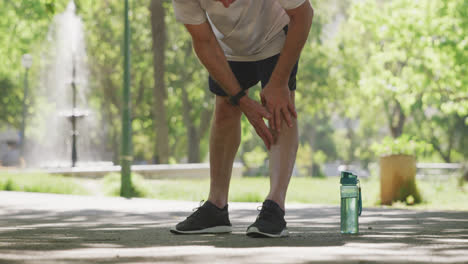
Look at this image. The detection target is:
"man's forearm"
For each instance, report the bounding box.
[189,24,273,148]
[192,35,242,97]
[270,2,314,86]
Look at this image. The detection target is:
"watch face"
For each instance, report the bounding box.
[229,96,238,106]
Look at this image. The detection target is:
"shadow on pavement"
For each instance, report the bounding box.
[0,204,467,263]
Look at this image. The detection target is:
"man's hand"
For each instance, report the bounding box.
[185,22,273,148]
[260,81,297,132]
[238,96,274,150]
[258,1,312,131]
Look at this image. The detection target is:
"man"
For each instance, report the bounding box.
[170,0,313,238]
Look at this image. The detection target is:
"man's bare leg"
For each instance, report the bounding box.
[207,95,242,209]
[266,92,299,210]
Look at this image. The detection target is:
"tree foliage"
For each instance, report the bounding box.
[332,0,468,162]
[1,0,466,170]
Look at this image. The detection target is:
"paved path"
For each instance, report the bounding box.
[0,191,467,264]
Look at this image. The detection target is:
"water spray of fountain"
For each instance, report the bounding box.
[29,0,108,168]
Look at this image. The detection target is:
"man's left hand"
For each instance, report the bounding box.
[260,81,297,132]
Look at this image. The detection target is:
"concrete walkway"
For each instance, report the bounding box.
[0,191,467,264]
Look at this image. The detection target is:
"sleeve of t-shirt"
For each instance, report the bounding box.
[172,0,207,25]
[277,0,307,10]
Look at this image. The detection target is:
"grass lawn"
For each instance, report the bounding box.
[103,173,468,211]
[1,171,467,211]
[148,177,349,205]
[0,171,89,195]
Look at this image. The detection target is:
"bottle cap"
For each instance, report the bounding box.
[340,171,358,185]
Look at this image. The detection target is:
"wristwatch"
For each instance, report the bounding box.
[229,90,246,106]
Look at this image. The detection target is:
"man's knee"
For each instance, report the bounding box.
[213,96,242,126]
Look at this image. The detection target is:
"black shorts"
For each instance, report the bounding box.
[208,26,298,96]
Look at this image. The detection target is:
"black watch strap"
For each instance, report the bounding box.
[228,90,246,106]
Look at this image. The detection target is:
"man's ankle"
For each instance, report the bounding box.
[207,199,227,210]
[265,196,285,211]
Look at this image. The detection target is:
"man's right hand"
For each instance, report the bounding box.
[238,96,274,150]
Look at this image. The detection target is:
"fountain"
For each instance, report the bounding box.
[59,56,90,167]
[22,0,238,178]
[28,1,108,168]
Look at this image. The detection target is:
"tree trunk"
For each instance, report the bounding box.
[150,0,169,164]
[179,72,213,163]
[178,43,213,163]
[198,97,213,143]
[180,86,200,163]
[390,99,405,138]
[307,123,317,177]
[345,118,356,163]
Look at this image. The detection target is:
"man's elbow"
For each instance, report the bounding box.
[289,2,314,29]
[305,3,314,28]
[185,23,215,44]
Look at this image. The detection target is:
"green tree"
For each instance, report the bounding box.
[80,0,213,164]
[333,0,468,162]
[0,0,67,129]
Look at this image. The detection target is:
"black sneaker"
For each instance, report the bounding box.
[170,201,232,234]
[246,200,289,238]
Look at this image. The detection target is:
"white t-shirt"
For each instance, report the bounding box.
[172,0,306,61]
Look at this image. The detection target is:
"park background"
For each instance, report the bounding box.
[0,0,467,209]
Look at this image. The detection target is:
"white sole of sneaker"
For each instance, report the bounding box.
[170,225,232,234]
[246,227,289,238]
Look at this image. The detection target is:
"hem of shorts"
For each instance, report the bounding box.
[225,48,283,62]
[209,88,229,97]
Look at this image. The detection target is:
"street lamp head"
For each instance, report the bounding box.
[22,54,33,69]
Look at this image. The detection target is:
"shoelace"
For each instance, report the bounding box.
[187,200,205,219]
[256,205,274,220]
[193,200,205,211]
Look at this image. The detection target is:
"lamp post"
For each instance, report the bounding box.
[71,56,78,167]
[120,0,133,198]
[20,54,33,157]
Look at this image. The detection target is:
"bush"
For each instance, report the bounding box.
[371,134,432,157]
[397,178,422,205]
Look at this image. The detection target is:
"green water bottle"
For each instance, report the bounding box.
[340,171,362,234]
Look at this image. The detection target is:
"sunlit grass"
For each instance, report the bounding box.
[396,177,468,211]
[0,171,89,195]
[151,176,372,206]
[2,171,467,211]
[119,175,468,211]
